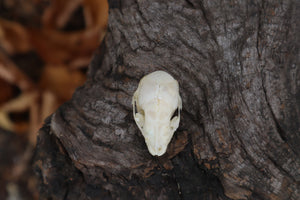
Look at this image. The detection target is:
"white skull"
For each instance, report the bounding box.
[132,71,182,156]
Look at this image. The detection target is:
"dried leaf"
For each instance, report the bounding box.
[39,65,86,101]
[42,0,83,29]
[0,51,35,91]
[28,100,39,145]
[0,78,14,105]
[0,91,38,113]
[29,0,108,65]
[0,18,32,54]
[0,0,108,198]
[28,28,99,65]
[0,111,14,131]
[83,0,108,29]
[41,90,58,120]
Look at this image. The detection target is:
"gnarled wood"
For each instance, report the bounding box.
[34,0,300,199]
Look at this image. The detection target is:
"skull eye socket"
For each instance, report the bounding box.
[133,100,145,116]
[133,100,145,129]
[170,108,179,120]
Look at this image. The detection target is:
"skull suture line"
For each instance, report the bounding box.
[132,71,182,156]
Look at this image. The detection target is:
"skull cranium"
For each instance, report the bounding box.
[132,71,182,156]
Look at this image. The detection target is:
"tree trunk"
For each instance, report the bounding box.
[33,0,300,199]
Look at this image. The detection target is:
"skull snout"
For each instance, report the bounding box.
[145,134,168,156]
[148,144,167,156]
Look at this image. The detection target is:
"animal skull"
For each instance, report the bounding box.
[132,71,182,156]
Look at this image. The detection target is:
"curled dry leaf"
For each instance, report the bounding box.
[0,18,32,54]
[0,1,108,198]
[0,51,35,91]
[0,91,38,113]
[0,63,85,143]
[0,78,14,105]
[0,0,108,144]
[0,91,39,138]
[30,0,108,67]
[0,51,36,135]
[83,0,109,30]
[41,90,58,120]
[0,111,14,131]
[42,0,83,29]
[39,64,86,102]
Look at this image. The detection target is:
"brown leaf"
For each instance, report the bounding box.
[0,78,14,105]
[0,91,38,113]
[0,51,35,91]
[29,0,108,66]
[39,64,86,101]
[42,0,83,29]
[0,18,32,54]
[28,27,100,65]
[0,111,14,131]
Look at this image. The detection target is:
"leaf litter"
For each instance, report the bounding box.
[0,0,108,199]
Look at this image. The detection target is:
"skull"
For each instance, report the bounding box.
[132,71,182,156]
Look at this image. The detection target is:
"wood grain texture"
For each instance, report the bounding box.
[34,0,300,199]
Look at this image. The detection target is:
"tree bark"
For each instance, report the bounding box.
[33,0,300,199]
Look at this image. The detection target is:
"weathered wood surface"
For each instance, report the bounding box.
[34,0,300,199]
